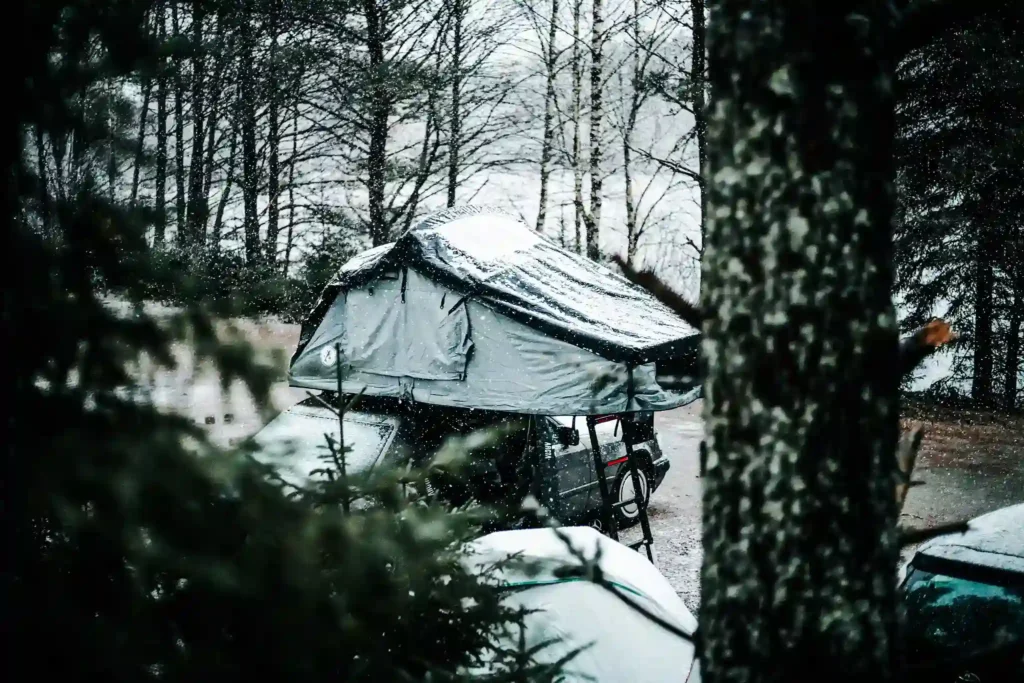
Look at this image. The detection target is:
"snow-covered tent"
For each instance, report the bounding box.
[289,206,700,415]
[460,527,700,682]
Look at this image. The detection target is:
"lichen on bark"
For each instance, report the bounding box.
[699,4,903,683]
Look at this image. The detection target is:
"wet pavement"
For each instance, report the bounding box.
[627,401,1024,612]
[620,403,705,611]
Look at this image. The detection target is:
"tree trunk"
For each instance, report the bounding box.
[401,53,442,234]
[239,1,261,266]
[584,0,603,260]
[535,0,559,232]
[52,128,67,202]
[623,0,640,266]
[971,226,995,405]
[185,1,207,249]
[571,0,584,255]
[34,124,51,236]
[265,3,282,266]
[212,121,238,253]
[201,84,223,212]
[130,74,153,208]
[171,2,187,246]
[700,3,901,683]
[106,81,118,202]
[1003,274,1021,410]
[364,0,390,246]
[283,99,299,278]
[154,0,168,245]
[690,0,707,268]
[623,140,637,264]
[201,27,231,213]
[446,0,464,208]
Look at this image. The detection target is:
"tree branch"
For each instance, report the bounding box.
[895,0,1017,58]
[899,319,957,376]
[611,255,704,329]
[898,520,970,546]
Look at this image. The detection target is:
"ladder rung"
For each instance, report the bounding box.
[628,539,651,550]
[612,499,648,511]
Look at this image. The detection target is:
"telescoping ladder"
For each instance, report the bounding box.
[585,414,656,564]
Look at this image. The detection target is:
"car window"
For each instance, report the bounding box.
[251,407,399,487]
[901,565,1024,662]
[550,416,619,447]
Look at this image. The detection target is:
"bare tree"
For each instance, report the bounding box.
[265,0,285,265]
[570,0,585,253]
[445,0,465,207]
[184,0,209,249]
[238,0,261,264]
[130,10,156,208]
[439,0,525,213]
[690,0,706,254]
[584,0,604,259]
[171,2,187,243]
[534,0,561,231]
[154,0,169,245]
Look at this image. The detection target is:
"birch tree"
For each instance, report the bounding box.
[570,0,585,253]
[534,0,561,231]
[584,0,604,259]
[445,0,466,207]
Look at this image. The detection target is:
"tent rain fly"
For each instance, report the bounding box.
[289,206,700,416]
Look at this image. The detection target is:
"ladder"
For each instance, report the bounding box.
[586,414,656,564]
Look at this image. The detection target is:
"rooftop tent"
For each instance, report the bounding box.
[289,206,701,415]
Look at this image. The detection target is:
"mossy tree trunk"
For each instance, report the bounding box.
[700,3,902,682]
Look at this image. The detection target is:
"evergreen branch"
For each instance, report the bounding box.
[305,389,339,416]
[898,519,971,546]
[895,0,1018,59]
[611,255,704,329]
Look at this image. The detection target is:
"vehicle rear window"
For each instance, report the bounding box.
[902,565,1024,661]
[251,408,399,487]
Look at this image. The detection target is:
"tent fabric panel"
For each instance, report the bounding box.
[342,269,472,380]
[288,296,692,415]
[314,207,700,364]
[290,269,472,385]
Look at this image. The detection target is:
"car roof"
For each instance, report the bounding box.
[914,503,1024,576]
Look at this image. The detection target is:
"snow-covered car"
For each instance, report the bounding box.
[899,503,1024,682]
[247,396,671,527]
[460,526,700,682]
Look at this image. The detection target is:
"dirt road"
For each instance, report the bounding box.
[151,316,1024,613]
[627,402,1024,611]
